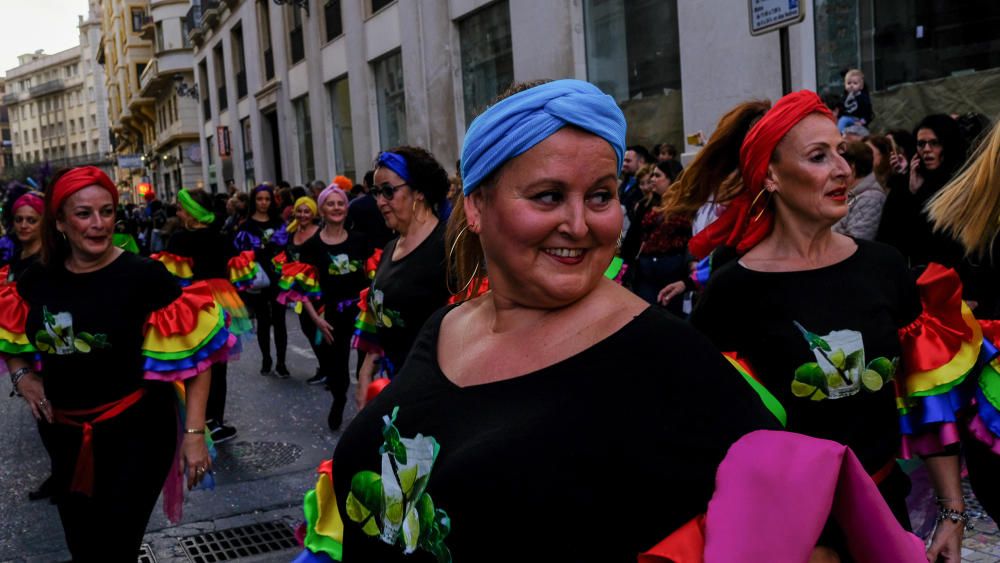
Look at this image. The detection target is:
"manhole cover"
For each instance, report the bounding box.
[180,521,298,562]
[215,441,303,473]
[138,543,156,563]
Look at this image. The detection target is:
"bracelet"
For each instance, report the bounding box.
[184,428,206,435]
[936,507,973,530]
[9,367,32,398]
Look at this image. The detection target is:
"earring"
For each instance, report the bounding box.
[469,222,480,234]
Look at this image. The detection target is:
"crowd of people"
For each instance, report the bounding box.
[0,72,999,561]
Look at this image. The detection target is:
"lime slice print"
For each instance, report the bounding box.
[828,349,847,370]
[827,372,845,388]
[867,357,896,382]
[791,380,816,398]
[73,338,91,353]
[861,369,884,391]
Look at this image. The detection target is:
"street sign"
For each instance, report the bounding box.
[118,154,143,168]
[749,0,805,36]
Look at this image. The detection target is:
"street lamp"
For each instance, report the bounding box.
[173,74,199,100]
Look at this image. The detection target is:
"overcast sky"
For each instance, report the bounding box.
[0,0,92,75]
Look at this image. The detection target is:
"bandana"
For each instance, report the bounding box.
[253,184,274,196]
[287,196,318,233]
[12,192,44,216]
[688,90,834,259]
[177,189,216,225]
[460,79,626,196]
[49,166,118,216]
[376,152,410,183]
[318,184,348,209]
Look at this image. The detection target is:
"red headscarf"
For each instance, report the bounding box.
[688,91,834,259]
[49,166,118,216]
[12,192,44,216]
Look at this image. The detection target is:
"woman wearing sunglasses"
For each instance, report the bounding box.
[353,147,451,408]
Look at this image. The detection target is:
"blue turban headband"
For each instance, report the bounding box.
[460,79,626,196]
[376,152,411,183]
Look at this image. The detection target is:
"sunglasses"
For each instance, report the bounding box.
[916,139,941,149]
[370,182,408,200]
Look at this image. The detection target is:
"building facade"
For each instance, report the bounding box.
[0,79,12,176]
[97,0,202,201]
[188,0,1000,191]
[4,16,112,176]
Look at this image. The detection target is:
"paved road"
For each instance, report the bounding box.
[1,311,998,561]
[1,311,354,562]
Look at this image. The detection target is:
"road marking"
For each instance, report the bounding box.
[289,345,315,358]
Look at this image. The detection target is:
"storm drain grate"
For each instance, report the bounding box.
[214,440,303,473]
[180,521,298,562]
[137,543,156,563]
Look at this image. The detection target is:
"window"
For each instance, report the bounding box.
[70,120,75,134]
[373,51,406,149]
[288,6,305,64]
[371,0,394,14]
[80,117,85,131]
[293,96,315,181]
[324,0,343,42]
[241,117,255,188]
[199,61,211,120]
[458,1,513,125]
[583,0,684,146]
[258,0,275,80]
[131,8,146,33]
[213,45,227,111]
[814,1,1000,93]
[90,114,96,127]
[137,63,147,85]
[327,76,355,180]
[232,26,248,98]
[156,22,164,52]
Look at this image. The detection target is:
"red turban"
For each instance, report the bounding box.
[13,192,44,216]
[49,166,118,216]
[688,91,834,259]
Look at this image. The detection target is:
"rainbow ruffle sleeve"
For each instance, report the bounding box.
[277,261,322,305]
[272,251,288,276]
[897,264,985,457]
[203,278,253,337]
[351,287,382,356]
[0,282,36,376]
[142,281,238,382]
[228,250,260,290]
[293,459,344,562]
[971,322,1000,455]
[365,249,383,280]
[151,252,195,286]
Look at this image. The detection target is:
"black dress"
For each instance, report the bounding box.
[364,222,449,375]
[299,231,372,410]
[236,217,288,368]
[690,239,918,527]
[332,305,778,562]
[17,252,182,560]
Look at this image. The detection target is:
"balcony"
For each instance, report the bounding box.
[139,14,155,41]
[29,79,65,97]
[185,5,204,45]
[236,70,247,99]
[2,93,19,105]
[203,0,221,28]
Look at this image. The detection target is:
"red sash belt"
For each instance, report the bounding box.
[52,388,146,496]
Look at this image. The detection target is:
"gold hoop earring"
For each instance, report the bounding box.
[749,189,772,223]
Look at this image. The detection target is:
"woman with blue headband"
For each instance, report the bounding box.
[314,80,776,562]
[352,146,451,407]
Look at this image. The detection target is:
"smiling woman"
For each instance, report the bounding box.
[0,166,237,560]
[319,79,778,562]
